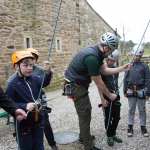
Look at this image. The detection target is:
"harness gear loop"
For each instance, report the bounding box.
[75,83,81,87]
[62,78,82,96]
[62,77,89,101]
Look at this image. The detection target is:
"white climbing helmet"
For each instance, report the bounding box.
[108,49,119,60]
[100,32,119,50]
[132,45,144,55]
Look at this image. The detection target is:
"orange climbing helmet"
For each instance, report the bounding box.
[25,48,39,59]
[12,50,34,68]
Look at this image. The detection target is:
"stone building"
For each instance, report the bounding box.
[0,0,120,91]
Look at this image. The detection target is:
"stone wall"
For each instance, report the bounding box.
[0,0,120,91]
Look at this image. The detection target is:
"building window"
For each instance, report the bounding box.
[56,37,62,52]
[24,36,32,49]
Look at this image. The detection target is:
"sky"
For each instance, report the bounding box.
[86,0,150,44]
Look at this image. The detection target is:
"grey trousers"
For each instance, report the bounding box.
[70,85,95,150]
[128,97,146,126]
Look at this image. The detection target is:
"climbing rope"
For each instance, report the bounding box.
[16,120,20,150]
[37,0,62,103]
[16,1,62,149]
[100,101,112,150]
[100,19,150,150]
[118,19,150,92]
[26,0,62,115]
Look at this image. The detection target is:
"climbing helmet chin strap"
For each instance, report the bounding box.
[102,45,111,55]
[18,63,25,77]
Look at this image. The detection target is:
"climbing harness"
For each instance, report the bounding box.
[98,94,121,108]
[100,20,150,150]
[98,90,120,107]
[62,77,89,101]
[126,85,146,99]
[68,92,89,101]
[13,122,44,137]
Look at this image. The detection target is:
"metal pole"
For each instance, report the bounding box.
[115,28,119,67]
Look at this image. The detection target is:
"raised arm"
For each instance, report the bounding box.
[100,63,132,75]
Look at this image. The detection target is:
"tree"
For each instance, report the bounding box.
[120,23,130,55]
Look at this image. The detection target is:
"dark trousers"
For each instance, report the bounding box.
[103,104,120,137]
[18,123,44,150]
[43,111,56,147]
[70,85,95,150]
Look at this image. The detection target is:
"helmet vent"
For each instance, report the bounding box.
[108,36,112,39]
[109,39,115,41]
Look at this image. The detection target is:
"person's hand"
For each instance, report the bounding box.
[122,63,132,71]
[43,61,51,76]
[14,109,27,121]
[146,96,149,100]
[102,99,109,107]
[124,94,128,97]
[26,103,36,111]
[109,93,117,101]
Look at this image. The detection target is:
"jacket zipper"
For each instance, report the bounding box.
[24,77,36,102]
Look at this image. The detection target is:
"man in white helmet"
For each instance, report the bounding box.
[99,50,122,147]
[123,45,150,137]
[64,32,132,150]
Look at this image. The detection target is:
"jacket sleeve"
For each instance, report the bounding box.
[36,70,54,88]
[145,65,150,96]
[5,84,28,112]
[0,87,18,116]
[123,71,129,94]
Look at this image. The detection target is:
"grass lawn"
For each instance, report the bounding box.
[119,49,150,66]
[143,49,150,55]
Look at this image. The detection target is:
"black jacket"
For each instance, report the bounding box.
[101,64,119,101]
[65,44,104,85]
[123,62,150,96]
[0,87,18,116]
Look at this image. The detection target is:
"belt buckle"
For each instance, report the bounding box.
[22,128,27,134]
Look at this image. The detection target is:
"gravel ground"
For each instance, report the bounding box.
[1,72,150,150]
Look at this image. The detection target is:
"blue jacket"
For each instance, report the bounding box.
[5,73,52,129]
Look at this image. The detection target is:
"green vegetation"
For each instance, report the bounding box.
[143,50,150,55]
[119,49,150,67]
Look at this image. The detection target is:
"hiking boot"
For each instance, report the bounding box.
[90,147,102,150]
[141,126,149,137]
[51,145,58,150]
[113,135,122,143]
[127,125,133,137]
[107,137,114,147]
[78,135,95,144]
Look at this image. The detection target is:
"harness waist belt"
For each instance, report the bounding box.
[68,92,89,101]
[13,122,44,137]
[128,84,145,90]
[127,93,146,99]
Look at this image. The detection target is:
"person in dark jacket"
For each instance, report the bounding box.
[100,50,122,147]
[64,32,132,150]
[7,48,58,150]
[0,87,27,120]
[123,45,150,137]
[5,50,52,150]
